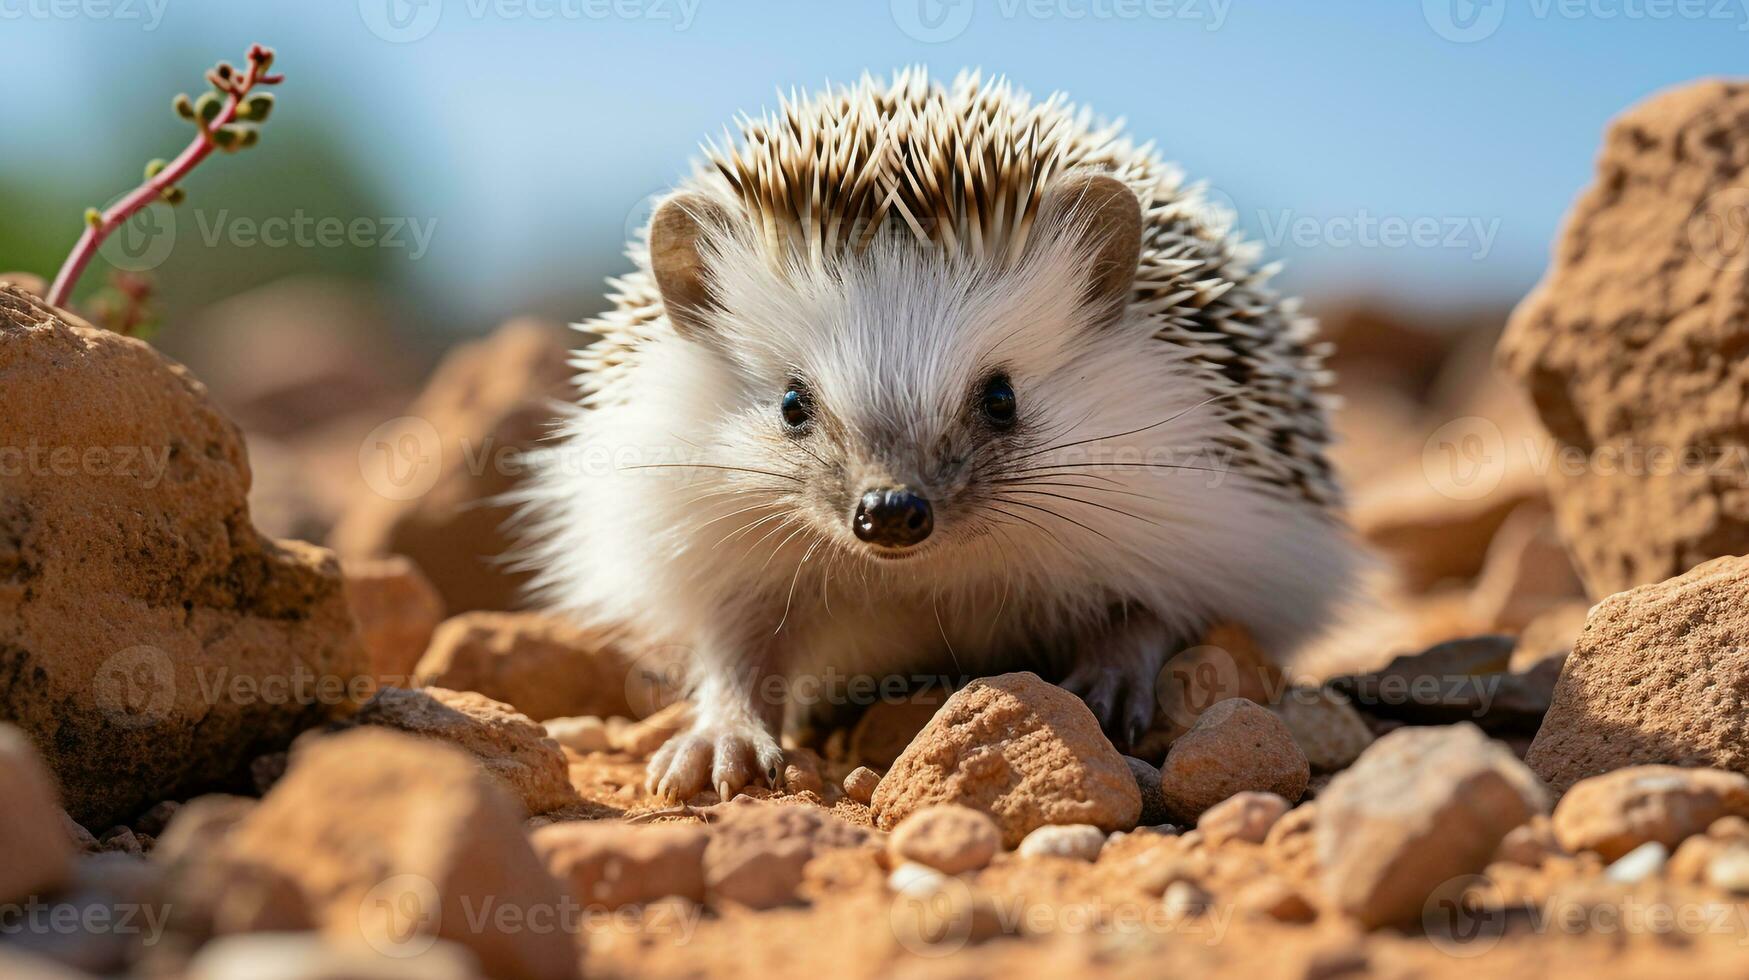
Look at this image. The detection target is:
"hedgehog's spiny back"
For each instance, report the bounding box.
[583,69,1342,511]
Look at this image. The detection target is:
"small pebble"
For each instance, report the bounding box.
[542,715,611,754]
[1605,841,1668,883]
[889,804,1000,874]
[1162,879,1213,919]
[888,861,948,897]
[1197,791,1290,845]
[843,766,880,804]
[783,761,824,795]
[1016,824,1107,862]
[1706,843,1749,894]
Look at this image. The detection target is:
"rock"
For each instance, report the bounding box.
[1351,461,1542,592]
[1159,699,1307,823]
[612,701,690,758]
[342,686,580,816]
[0,271,46,296]
[887,861,948,896]
[332,319,575,613]
[150,794,257,866]
[1271,688,1373,773]
[1161,879,1213,920]
[185,932,483,980]
[870,672,1140,847]
[414,611,636,723]
[843,766,880,804]
[1124,756,1171,825]
[1151,622,1283,744]
[159,843,312,942]
[1706,842,1749,894]
[888,805,1000,874]
[1264,802,1320,884]
[702,798,874,909]
[1329,634,1556,735]
[0,288,369,827]
[4,852,165,974]
[1550,765,1749,861]
[1509,600,1589,672]
[1500,81,1749,597]
[1605,841,1668,884]
[530,821,709,907]
[1493,816,1562,868]
[227,728,579,980]
[849,695,944,770]
[1233,877,1317,923]
[0,948,93,980]
[543,716,611,754]
[0,725,74,903]
[1197,792,1291,845]
[1527,556,1749,793]
[60,813,98,853]
[1316,723,1549,929]
[782,751,825,795]
[1015,824,1107,861]
[1466,504,1587,631]
[343,555,445,684]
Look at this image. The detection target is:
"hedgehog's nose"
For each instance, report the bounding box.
[853,488,933,548]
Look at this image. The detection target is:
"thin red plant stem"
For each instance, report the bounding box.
[45,48,281,309]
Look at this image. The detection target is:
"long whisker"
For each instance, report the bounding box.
[990,476,1156,500]
[997,488,1159,526]
[1014,390,1235,463]
[1007,461,1229,475]
[994,497,1118,545]
[775,538,822,635]
[619,462,802,483]
[987,504,1069,551]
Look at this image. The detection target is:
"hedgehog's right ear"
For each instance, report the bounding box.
[1041,173,1143,327]
[649,193,735,338]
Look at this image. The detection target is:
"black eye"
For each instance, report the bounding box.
[781,383,812,430]
[981,375,1017,428]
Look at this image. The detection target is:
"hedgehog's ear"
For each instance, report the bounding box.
[1042,173,1142,326]
[649,193,734,338]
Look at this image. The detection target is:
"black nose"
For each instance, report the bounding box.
[853,488,933,548]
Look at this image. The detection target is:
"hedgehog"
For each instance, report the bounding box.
[519,69,1361,801]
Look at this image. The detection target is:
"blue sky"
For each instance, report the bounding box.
[2,0,1744,322]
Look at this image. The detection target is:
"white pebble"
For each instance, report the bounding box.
[1606,841,1668,883]
[1706,843,1749,894]
[887,861,948,896]
[1016,824,1108,861]
[541,715,611,753]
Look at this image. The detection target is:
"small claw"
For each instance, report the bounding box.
[717,780,734,802]
[767,764,783,789]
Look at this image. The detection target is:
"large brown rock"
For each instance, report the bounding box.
[870,672,1140,846]
[343,554,446,684]
[701,798,875,909]
[228,728,579,980]
[1499,80,1749,597]
[1526,555,1749,794]
[332,319,573,613]
[343,686,581,815]
[414,611,635,722]
[0,724,73,903]
[531,821,708,908]
[0,287,368,827]
[1317,723,1549,929]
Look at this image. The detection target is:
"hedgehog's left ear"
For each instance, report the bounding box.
[649,192,735,339]
[1042,173,1143,326]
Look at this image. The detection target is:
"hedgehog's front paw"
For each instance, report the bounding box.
[645,718,785,803]
[1061,612,1173,751]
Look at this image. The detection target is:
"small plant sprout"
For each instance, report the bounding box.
[44,43,284,312]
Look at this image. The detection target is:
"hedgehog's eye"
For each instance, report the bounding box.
[981,374,1017,429]
[781,382,813,430]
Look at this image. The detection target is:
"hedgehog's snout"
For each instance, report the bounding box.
[852,487,933,550]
